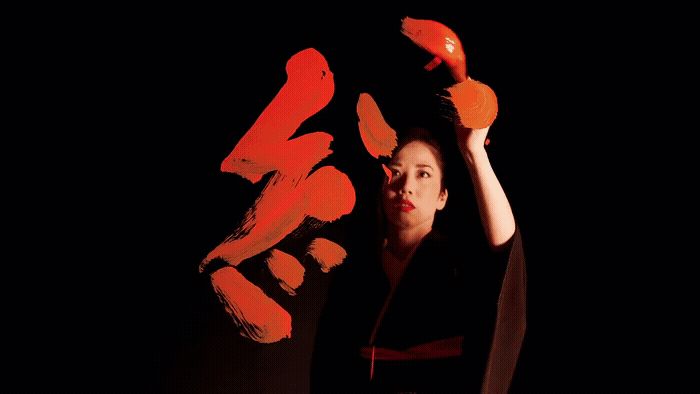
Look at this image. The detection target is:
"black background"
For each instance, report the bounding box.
[25,5,693,393]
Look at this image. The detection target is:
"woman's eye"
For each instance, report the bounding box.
[419,171,431,178]
[392,170,401,177]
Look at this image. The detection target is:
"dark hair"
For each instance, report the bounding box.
[391,127,448,191]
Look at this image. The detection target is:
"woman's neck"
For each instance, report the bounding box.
[386,222,433,262]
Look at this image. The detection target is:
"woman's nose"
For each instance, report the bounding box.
[398,174,414,195]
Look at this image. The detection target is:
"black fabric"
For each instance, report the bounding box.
[310,229,510,393]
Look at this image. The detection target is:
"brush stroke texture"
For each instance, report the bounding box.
[201,167,354,270]
[220,48,335,183]
[356,93,398,159]
[401,16,466,76]
[266,249,305,296]
[202,48,355,343]
[401,17,498,129]
[306,238,347,273]
[446,79,498,129]
[211,266,292,343]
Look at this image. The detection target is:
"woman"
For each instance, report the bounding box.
[310,121,523,392]
[311,19,525,392]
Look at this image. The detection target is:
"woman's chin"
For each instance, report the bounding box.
[388,216,417,230]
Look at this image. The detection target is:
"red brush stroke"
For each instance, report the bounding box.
[400,17,467,79]
[446,79,498,129]
[356,93,398,159]
[203,48,355,343]
[355,92,397,186]
[306,238,348,273]
[382,163,393,183]
[202,167,354,342]
[266,249,305,296]
[302,166,355,222]
[201,173,306,270]
[400,17,498,128]
[201,166,354,271]
[220,48,335,183]
[211,266,292,343]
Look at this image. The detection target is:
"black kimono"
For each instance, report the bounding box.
[310,228,525,393]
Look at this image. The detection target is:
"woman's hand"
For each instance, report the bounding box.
[455,122,489,161]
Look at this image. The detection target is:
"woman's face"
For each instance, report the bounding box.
[382,141,448,231]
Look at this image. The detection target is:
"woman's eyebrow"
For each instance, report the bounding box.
[416,164,434,170]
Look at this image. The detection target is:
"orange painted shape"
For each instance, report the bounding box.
[446,79,498,129]
[356,93,398,159]
[382,163,392,183]
[401,17,467,78]
[306,238,347,273]
[424,56,443,71]
[211,266,292,343]
[266,249,305,295]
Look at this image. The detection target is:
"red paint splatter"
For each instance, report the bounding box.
[211,266,292,343]
[266,249,305,296]
[306,238,347,273]
[356,93,398,159]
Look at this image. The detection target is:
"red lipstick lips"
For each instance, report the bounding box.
[398,199,415,212]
